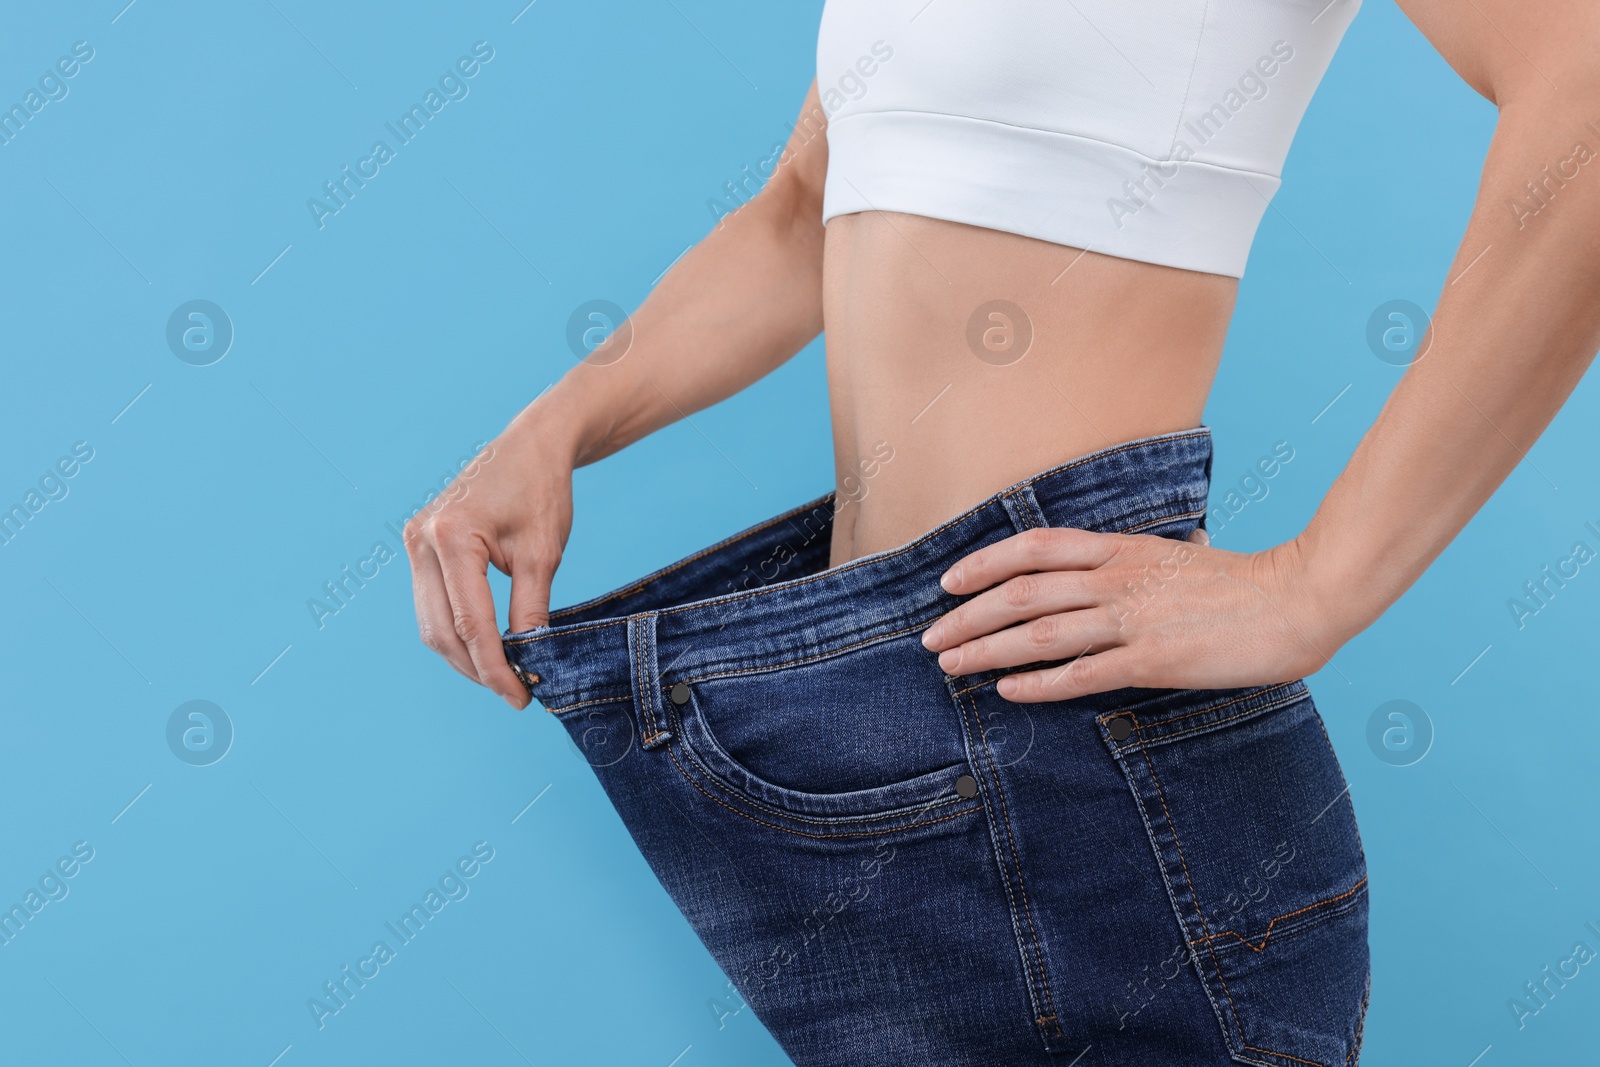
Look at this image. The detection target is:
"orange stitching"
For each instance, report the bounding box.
[1243,1047,1326,1067]
[1204,937,1249,1047]
[1130,714,1245,1044]
[1097,682,1301,727]
[1025,429,1209,482]
[544,693,633,715]
[665,745,981,839]
[1106,690,1309,751]
[516,436,1209,653]
[506,617,627,647]
[946,682,1301,740]
[951,691,1047,1034]
[1119,507,1208,534]
[1187,878,1369,953]
[1133,719,1322,1067]
[633,616,659,740]
[644,433,1211,622]
[675,736,968,827]
[651,523,972,618]
[957,689,1063,1038]
[673,621,931,688]
[1346,977,1371,1065]
[1008,487,1038,531]
[948,694,1035,1024]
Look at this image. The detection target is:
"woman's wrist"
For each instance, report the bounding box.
[1268,530,1383,659]
[503,376,618,469]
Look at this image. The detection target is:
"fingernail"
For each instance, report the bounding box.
[504,694,523,711]
[938,648,959,673]
[940,566,960,591]
[922,623,943,649]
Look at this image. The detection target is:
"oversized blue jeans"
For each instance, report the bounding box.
[503,429,1370,1066]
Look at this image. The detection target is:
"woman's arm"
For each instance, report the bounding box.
[405,83,829,709]
[923,1,1600,700]
[1295,0,1600,643]
[540,81,830,467]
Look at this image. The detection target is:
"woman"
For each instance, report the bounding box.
[405,1,1600,1063]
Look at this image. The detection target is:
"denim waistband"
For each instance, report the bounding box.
[503,428,1213,737]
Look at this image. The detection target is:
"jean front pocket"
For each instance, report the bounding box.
[1096,681,1371,1067]
[670,633,979,829]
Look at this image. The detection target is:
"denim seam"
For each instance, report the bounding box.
[665,744,982,839]
[507,617,627,647]
[999,483,1046,533]
[1097,681,1302,729]
[1311,710,1368,872]
[546,693,633,715]
[641,434,1209,621]
[1347,971,1371,1065]
[953,689,1052,1042]
[1209,894,1364,961]
[546,495,834,621]
[1189,878,1369,953]
[675,719,969,826]
[1105,716,1229,1042]
[508,494,1204,663]
[1244,1048,1327,1067]
[955,689,1064,1043]
[632,616,651,740]
[1018,429,1210,488]
[951,682,1301,724]
[1129,716,1325,1067]
[943,681,1301,737]
[632,614,672,748]
[1106,688,1309,753]
[1125,713,1247,1046]
[1120,506,1207,534]
[670,620,933,688]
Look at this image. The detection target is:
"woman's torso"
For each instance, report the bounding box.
[821,216,1235,564]
[814,0,1360,564]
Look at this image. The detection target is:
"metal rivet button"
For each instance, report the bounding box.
[508,663,538,693]
[1108,716,1133,741]
[670,683,691,706]
[955,774,979,799]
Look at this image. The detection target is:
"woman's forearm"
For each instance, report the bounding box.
[1293,78,1600,643]
[512,85,829,469]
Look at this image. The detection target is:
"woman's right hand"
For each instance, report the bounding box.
[403,421,575,710]
[401,80,831,708]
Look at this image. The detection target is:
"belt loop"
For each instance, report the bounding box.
[1001,483,1049,534]
[627,612,673,750]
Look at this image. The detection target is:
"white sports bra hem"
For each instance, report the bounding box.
[821,108,1282,278]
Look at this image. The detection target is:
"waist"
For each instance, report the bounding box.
[820,211,1233,562]
[503,428,1213,724]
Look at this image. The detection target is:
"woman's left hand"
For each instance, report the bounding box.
[919,527,1343,702]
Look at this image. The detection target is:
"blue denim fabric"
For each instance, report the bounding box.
[503,429,1370,1067]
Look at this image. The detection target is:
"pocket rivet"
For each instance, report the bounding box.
[1108,716,1133,741]
[955,774,979,799]
[670,683,691,706]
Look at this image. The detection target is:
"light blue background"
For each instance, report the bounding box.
[1,1,1595,1064]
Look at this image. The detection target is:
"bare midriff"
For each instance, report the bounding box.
[820,211,1240,568]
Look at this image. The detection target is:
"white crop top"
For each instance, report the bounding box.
[816,0,1361,277]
